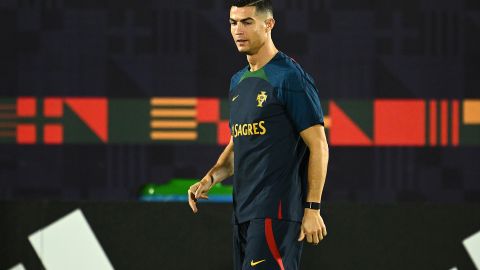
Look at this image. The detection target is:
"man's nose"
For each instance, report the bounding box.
[234,24,244,35]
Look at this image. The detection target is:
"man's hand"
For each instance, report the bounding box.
[298,209,327,245]
[188,176,213,213]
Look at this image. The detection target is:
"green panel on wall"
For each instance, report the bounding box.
[197,123,216,144]
[109,99,150,143]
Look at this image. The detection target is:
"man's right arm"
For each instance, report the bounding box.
[188,136,234,213]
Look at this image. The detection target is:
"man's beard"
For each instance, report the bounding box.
[239,41,264,56]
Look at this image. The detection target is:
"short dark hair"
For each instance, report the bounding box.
[231,0,273,16]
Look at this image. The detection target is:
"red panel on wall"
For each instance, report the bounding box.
[374,100,426,146]
[196,98,219,123]
[44,124,63,144]
[44,98,64,117]
[329,101,372,146]
[440,100,448,146]
[16,97,36,117]
[17,124,36,144]
[217,120,230,145]
[429,100,437,146]
[451,100,459,147]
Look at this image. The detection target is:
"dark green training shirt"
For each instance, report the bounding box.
[229,51,324,224]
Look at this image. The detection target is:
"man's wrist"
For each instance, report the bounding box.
[203,174,214,186]
[200,175,213,187]
[209,174,215,185]
[304,201,321,210]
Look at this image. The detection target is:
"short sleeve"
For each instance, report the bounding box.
[230,66,248,92]
[276,71,324,133]
[229,75,238,92]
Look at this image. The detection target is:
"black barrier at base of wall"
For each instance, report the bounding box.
[1,202,479,270]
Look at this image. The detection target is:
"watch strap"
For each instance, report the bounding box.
[304,202,321,210]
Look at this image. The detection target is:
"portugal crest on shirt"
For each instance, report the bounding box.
[256,91,268,107]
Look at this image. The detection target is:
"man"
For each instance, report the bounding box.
[188,0,329,269]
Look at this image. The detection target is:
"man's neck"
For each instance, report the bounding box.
[246,41,278,72]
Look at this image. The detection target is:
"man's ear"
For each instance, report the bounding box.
[265,18,275,32]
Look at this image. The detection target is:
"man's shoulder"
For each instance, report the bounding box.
[229,66,249,90]
[269,52,318,94]
[267,52,307,85]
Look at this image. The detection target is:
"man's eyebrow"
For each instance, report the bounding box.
[229,17,254,22]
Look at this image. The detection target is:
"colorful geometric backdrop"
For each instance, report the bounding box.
[2,97,480,146]
[1,0,479,202]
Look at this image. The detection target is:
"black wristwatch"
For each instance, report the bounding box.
[304,202,321,210]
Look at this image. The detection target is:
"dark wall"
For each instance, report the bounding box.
[0,0,479,201]
[2,0,479,98]
[1,202,480,269]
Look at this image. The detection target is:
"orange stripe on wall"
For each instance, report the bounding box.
[0,131,15,137]
[150,120,198,129]
[0,123,17,127]
[150,98,197,106]
[150,131,198,140]
[150,109,196,118]
[0,114,18,119]
[0,105,15,110]
[451,100,459,146]
[429,100,437,146]
[440,100,448,146]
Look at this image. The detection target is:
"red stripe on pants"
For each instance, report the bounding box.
[265,218,285,270]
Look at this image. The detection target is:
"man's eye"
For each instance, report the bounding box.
[230,22,237,25]
[244,21,252,25]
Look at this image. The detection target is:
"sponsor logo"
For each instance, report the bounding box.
[231,121,266,138]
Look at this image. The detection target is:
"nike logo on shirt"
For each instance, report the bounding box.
[250,259,266,266]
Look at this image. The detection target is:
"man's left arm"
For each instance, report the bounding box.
[298,124,329,245]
